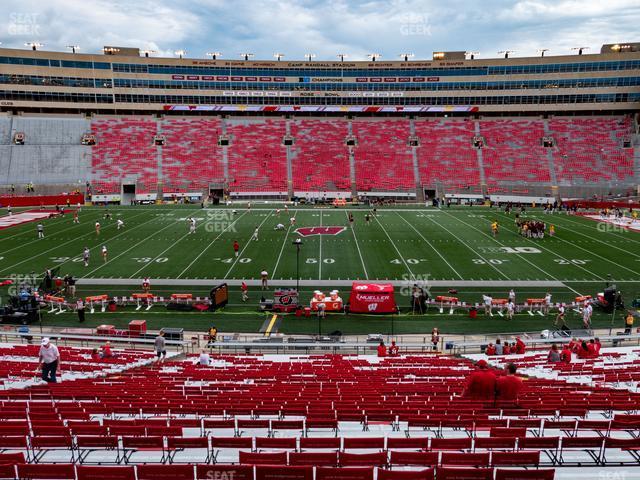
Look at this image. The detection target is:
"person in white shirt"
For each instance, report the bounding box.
[261,270,268,290]
[508,289,516,304]
[482,294,493,316]
[38,338,61,383]
[252,226,259,241]
[543,293,552,315]
[198,350,211,366]
[116,219,125,230]
[101,245,108,263]
[506,300,515,321]
[83,247,90,267]
[274,223,285,231]
[583,302,593,329]
[188,217,196,234]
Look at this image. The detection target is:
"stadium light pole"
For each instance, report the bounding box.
[273,53,285,61]
[240,53,254,61]
[537,48,549,57]
[304,53,316,62]
[336,53,348,62]
[206,52,222,60]
[66,45,80,54]
[498,50,514,59]
[175,49,187,59]
[141,49,156,58]
[572,46,589,55]
[466,51,479,60]
[367,53,381,62]
[292,238,303,294]
[25,42,43,51]
[399,53,414,62]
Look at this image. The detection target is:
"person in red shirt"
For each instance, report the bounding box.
[389,341,399,356]
[515,337,526,355]
[91,348,101,361]
[377,341,387,357]
[576,340,591,359]
[593,338,601,356]
[485,343,496,356]
[503,343,511,355]
[463,359,497,400]
[101,341,113,358]
[233,240,240,257]
[496,363,524,402]
[560,344,573,363]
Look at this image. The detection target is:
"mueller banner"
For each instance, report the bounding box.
[348,282,397,314]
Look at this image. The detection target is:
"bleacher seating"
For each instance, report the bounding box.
[549,116,635,185]
[0,348,637,478]
[290,119,351,192]
[415,119,482,191]
[352,119,415,192]
[91,116,159,193]
[227,118,288,193]
[161,118,224,192]
[480,119,551,185]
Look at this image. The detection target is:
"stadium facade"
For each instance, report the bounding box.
[0,44,639,201]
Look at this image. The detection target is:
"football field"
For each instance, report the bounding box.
[2,204,639,335]
[2,205,640,289]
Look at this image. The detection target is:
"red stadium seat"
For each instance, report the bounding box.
[137,464,195,480]
[255,465,313,480]
[290,451,338,466]
[195,465,253,480]
[76,466,136,480]
[495,469,556,480]
[316,467,374,480]
[377,468,435,480]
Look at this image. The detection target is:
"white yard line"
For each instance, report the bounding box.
[223,210,274,278]
[82,218,182,278]
[423,212,510,280]
[396,212,463,280]
[492,210,640,278]
[445,210,583,295]
[272,211,299,278]
[0,211,151,273]
[177,211,249,279]
[346,211,369,279]
[373,214,415,280]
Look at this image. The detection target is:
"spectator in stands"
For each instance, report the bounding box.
[463,359,496,400]
[577,340,592,359]
[496,363,524,402]
[494,338,503,355]
[515,337,526,355]
[561,344,573,363]
[38,338,61,383]
[547,344,561,362]
[101,341,113,358]
[625,311,634,334]
[389,341,399,356]
[91,348,101,361]
[154,332,167,363]
[485,343,496,356]
[431,328,439,351]
[377,341,387,357]
[503,342,511,355]
[198,349,211,366]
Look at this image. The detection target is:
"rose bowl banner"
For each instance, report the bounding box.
[348,282,397,314]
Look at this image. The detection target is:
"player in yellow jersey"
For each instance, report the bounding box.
[491,221,498,237]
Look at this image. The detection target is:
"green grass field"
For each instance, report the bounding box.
[1,204,639,335]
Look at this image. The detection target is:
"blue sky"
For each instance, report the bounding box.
[1,0,638,61]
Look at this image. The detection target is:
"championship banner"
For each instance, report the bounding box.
[348,282,397,314]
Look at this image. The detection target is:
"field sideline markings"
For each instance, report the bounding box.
[223,210,274,278]
[319,210,323,279]
[372,213,415,280]
[81,214,188,278]
[272,211,299,278]
[491,210,640,278]
[421,211,510,280]
[0,210,151,273]
[346,211,369,279]
[396,212,463,280]
[176,211,250,279]
[445,211,584,295]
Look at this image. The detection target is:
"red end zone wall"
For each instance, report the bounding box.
[0,193,84,207]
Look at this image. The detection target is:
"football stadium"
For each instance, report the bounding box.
[0,2,640,479]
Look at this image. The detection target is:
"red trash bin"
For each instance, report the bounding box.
[469,308,477,319]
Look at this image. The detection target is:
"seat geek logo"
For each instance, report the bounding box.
[8,13,41,36]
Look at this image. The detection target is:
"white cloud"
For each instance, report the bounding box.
[0,0,637,61]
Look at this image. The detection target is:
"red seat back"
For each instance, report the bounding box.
[377,468,435,480]
[77,466,136,480]
[256,465,313,480]
[495,469,555,480]
[137,464,195,480]
[316,467,374,480]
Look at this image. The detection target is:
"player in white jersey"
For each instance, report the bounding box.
[252,227,259,241]
[101,245,108,262]
[95,221,101,236]
[188,217,196,234]
[290,217,296,226]
[582,302,593,329]
[543,293,552,315]
[83,247,90,267]
[506,300,515,321]
[274,223,285,230]
[116,219,124,230]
